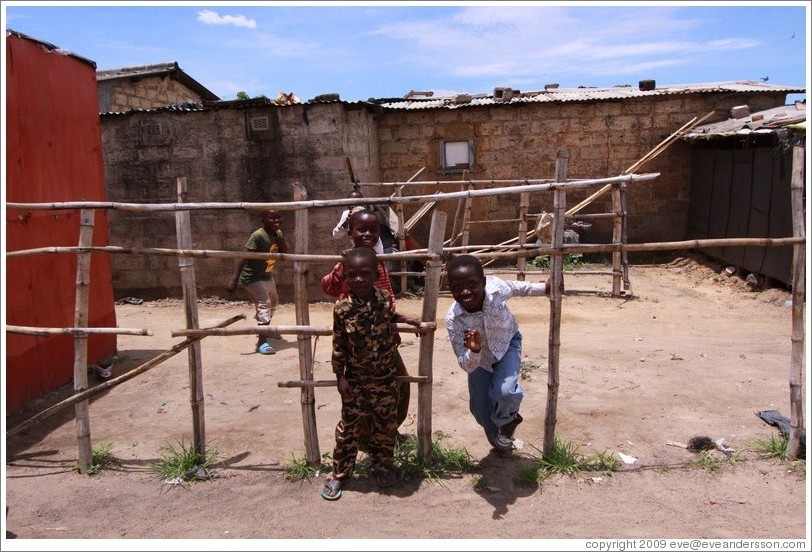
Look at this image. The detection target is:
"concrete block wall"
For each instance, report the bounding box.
[101,102,379,300]
[107,76,206,112]
[375,93,788,252]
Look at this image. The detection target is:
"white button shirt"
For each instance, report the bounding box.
[445,276,547,373]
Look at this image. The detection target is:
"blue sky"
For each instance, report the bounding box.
[2,2,809,103]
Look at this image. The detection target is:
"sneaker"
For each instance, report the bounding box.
[492,430,515,451]
[256,343,276,355]
[499,413,524,440]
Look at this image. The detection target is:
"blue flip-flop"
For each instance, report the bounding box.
[321,476,342,501]
[256,343,276,355]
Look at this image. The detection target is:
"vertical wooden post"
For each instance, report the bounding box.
[394,167,426,293]
[620,183,631,292]
[787,146,805,460]
[516,186,530,281]
[292,182,320,465]
[73,209,94,472]
[460,181,474,253]
[395,185,408,294]
[611,184,622,297]
[417,209,447,459]
[543,151,567,456]
[175,176,206,459]
[447,184,466,248]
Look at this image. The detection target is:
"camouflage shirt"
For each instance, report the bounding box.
[332,287,399,380]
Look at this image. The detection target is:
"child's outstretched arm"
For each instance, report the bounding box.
[321,262,345,297]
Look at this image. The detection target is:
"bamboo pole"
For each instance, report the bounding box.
[6,326,152,336]
[467,218,523,225]
[6,246,434,263]
[417,209,447,458]
[172,322,435,338]
[176,176,206,460]
[461,179,474,253]
[7,315,245,438]
[620,183,631,291]
[544,151,567,456]
[787,146,806,461]
[397,167,426,293]
[278,375,430,388]
[33,236,806,266]
[73,209,94,473]
[446,183,467,249]
[517,185,530,281]
[10,235,801,266]
[292,182,321,465]
[5,172,660,213]
[611,184,623,296]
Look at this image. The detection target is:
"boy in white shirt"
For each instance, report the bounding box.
[444,254,551,455]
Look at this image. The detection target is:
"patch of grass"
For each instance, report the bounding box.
[751,433,788,460]
[529,253,585,271]
[689,450,723,473]
[520,358,541,378]
[521,437,620,484]
[584,450,622,472]
[77,441,119,475]
[283,453,331,482]
[150,439,219,486]
[393,431,479,486]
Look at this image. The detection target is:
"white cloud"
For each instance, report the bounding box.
[197,9,257,30]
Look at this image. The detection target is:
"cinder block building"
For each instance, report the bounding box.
[98,80,804,299]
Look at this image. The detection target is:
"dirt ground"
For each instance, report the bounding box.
[3,254,809,547]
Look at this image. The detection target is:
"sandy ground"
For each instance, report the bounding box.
[3,255,809,549]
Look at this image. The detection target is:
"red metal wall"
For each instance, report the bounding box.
[5,32,118,412]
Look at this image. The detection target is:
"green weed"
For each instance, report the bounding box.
[751,433,788,460]
[393,432,479,486]
[284,452,331,482]
[689,451,723,473]
[529,253,584,271]
[150,438,219,486]
[521,437,620,484]
[77,441,119,475]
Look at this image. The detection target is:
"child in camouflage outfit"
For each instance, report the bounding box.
[320,247,421,501]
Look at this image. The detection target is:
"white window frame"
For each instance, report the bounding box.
[439,139,474,172]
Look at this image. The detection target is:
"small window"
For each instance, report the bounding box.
[249,116,269,131]
[141,121,168,145]
[144,122,162,138]
[439,140,474,172]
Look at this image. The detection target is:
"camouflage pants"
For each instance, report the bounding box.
[332,376,399,481]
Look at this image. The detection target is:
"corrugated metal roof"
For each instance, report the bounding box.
[682,102,807,139]
[6,28,97,69]
[371,80,805,110]
[96,62,180,81]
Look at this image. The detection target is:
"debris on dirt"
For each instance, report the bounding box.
[687,436,716,451]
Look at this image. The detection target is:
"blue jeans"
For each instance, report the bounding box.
[467,331,524,448]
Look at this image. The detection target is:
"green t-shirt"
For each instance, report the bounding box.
[239,228,282,284]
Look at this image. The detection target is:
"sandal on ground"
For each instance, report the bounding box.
[256,342,276,355]
[321,476,343,500]
[375,468,395,488]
